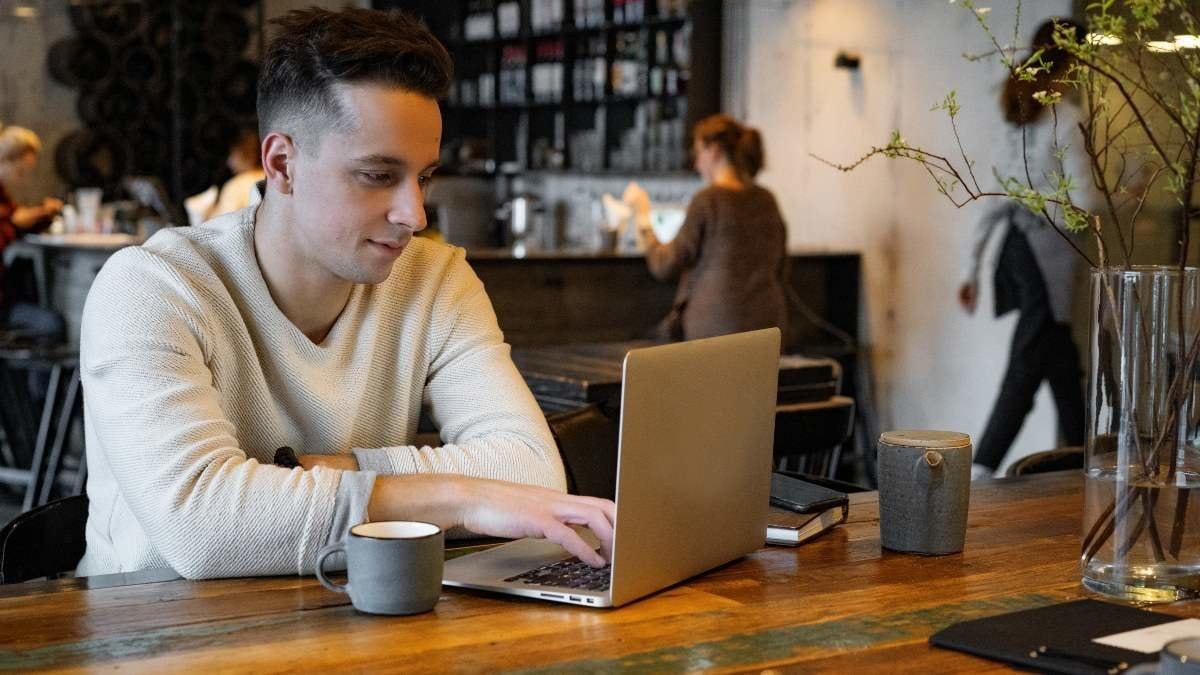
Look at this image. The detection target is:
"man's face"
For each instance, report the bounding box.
[287,84,441,285]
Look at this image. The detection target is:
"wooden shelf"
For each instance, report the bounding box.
[450,14,690,44]
[382,0,722,174]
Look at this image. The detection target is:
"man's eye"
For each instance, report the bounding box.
[418,174,433,189]
[360,172,393,185]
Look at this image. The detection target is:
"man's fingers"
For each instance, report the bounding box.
[557,503,615,563]
[544,521,606,567]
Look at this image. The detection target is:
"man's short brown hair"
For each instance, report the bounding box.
[257,8,452,153]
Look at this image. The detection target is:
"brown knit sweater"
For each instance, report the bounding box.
[646,184,788,342]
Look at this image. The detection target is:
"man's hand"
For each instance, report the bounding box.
[455,478,615,567]
[958,281,978,315]
[369,475,615,568]
[42,197,63,214]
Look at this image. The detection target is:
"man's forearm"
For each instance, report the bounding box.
[367,473,466,529]
[299,453,468,529]
[298,451,613,567]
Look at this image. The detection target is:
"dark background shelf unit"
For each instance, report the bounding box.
[48,0,263,205]
[373,0,722,174]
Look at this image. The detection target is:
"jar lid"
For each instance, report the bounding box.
[879,430,971,448]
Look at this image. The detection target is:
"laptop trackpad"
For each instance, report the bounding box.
[444,538,573,582]
[446,523,604,576]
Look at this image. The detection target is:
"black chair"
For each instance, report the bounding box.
[0,339,86,510]
[1005,446,1084,477]
[773,396,856,479]
[0,494,88,584]
[547,404,618,500]
[545,398,861,496]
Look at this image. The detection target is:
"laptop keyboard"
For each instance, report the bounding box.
[504,557,611,591]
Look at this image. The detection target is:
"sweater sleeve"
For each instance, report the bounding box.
[645,191,707,281]
[963,202,1009,284]
[350,251,565,492]
[81,249,361,579]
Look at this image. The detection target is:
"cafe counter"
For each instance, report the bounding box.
[467,248,861,351]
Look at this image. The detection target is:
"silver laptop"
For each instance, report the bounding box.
[443,328,780,608]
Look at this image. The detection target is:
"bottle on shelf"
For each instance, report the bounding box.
[574,0,604,29]
[571,35,606,102]
[614,0,648,25]
[650,29,668,96]
[531,0,564,34]
[500,45,527,105]
[497,1,520,38]
[464,0,496,41]
[532,39,564,103]
[592,35,607,99]
[478,71,496,107]
[611,30,647,98]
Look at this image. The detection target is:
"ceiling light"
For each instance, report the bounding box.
[1146,41,1179,53]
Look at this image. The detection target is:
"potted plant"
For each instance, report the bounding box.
[823,0,1199,602]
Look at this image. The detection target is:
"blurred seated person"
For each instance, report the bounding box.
[0,125,65,343]
[184,129,266,226]
[638,114,788,344]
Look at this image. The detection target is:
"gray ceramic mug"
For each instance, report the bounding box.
[877,430,972,555]
[316,521,444,615]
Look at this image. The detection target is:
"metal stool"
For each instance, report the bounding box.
[0,339,84,511]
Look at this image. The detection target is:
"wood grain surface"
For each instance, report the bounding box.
[2,472,1193,673]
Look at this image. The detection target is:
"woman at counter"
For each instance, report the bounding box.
[639,114,788,344]
[185,128,266,226]
[0,125,65,342]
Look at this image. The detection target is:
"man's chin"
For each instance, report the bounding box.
[344,260,399,285]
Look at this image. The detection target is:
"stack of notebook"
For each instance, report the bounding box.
[766,471,849,546]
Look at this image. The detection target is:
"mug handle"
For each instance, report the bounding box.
[916,450,945,488]
[315,543,349,594]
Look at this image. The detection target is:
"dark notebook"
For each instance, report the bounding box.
[930,599,1180,674]
[766,472,849,546]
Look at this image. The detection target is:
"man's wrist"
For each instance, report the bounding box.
[296,453,359,471]
[367,473,468,528]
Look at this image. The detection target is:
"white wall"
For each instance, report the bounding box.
[728,0,1074,472]
[0,3,77,204]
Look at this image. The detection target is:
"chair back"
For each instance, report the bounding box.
[547,405,618,500]
[773,396,856,479]
[1004,447,1084,477]
[0,494,88,584]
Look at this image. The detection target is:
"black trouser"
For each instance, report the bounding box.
[974,227,1085,470]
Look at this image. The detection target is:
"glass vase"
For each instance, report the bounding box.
[1082,266,1200,602]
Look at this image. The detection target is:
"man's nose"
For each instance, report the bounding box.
[387,179,427,231]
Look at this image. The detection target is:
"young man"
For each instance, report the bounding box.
[77,8,613,579]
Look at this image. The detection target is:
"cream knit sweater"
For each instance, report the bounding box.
[76,209,563,579]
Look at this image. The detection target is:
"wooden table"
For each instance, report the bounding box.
[2,472,1194,672]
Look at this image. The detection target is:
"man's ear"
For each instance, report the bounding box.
[261,131,296,196]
